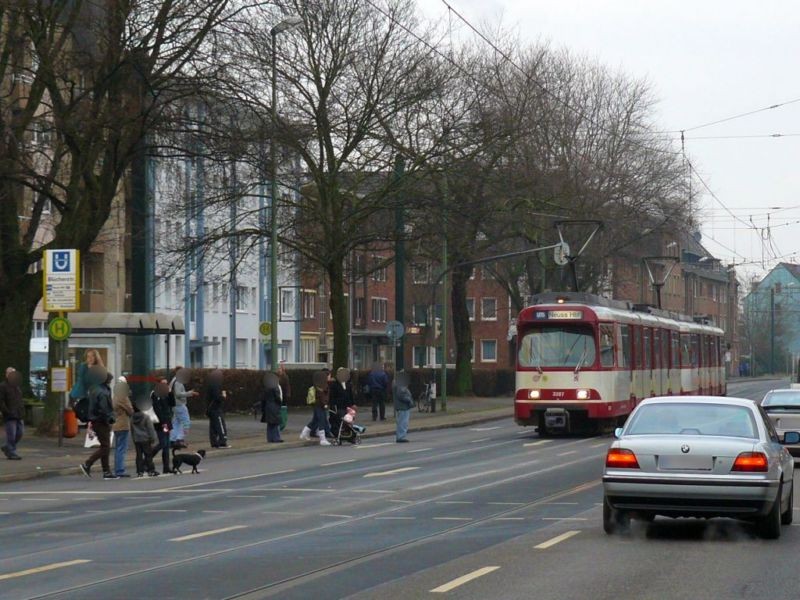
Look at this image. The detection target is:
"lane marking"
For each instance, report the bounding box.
[375,516,415,520]
[388,499,413,504]
[470,426,501,432]
[470,438,491,444]
[28,498,60,502]
[430,566,500,593]
[494,517,524,521]
[231,495,266,499]
[255,488,335,493]
[170,525,246,542]
[523,440,552,447]
[590,442,608,448]
[356,442,394,449]
[0,559,91,582]
[320,459,356,467]
[547,502,579,505]
[535,530,581,549]
[436,501,473,505]
[557,450,578,457]
[28,511,70,514]
[542,517,587,521]
[364,467,420,478]
[488,502,523,506]
[146,510,187,513]
[202,511,228,514]
[433,517,473,521]
[408,447,432,453]
[163,469,296,490]
[320,514,351,519]
[262,511,305,515]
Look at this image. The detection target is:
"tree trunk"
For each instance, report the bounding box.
[327,259,350,370]
[0,272,40,397]
[450,265,473,396]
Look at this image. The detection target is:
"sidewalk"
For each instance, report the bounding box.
[0,396,511,483]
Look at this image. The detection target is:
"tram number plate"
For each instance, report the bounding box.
[547,310,582,320]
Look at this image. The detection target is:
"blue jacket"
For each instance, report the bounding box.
[365,370,389,393]
[70,363,90,399]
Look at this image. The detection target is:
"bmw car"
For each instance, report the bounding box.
[760,389,800,458]
[602,396,799,539]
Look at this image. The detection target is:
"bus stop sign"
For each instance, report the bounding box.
[48,317,72,341]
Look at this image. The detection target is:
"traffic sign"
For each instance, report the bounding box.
[553,242,570,267]
[43,249,80,312]
[48,317,72,341]
[259,321,272,338]
[385,320,405,340]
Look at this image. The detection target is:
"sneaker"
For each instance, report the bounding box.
[137,472,144,477]
[0,445,10,459]
[148,471,160,477]
[102,472,118,480]
[79,463,92,478]
[319,439,332,447]
[116,473,131,478]
[8,453,21,460]
[396,438,409,443]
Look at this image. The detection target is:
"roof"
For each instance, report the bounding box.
[778,262,800,282]
[69,313,185,335]
[640,396,756,408]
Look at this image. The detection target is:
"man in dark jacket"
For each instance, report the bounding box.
[149,379,176,473]
[260,372,283,443]
[79,367,116,479]
[393,372,414,443]
[366,363,389,422]
[206,370,230,448]
[0,368,24,460]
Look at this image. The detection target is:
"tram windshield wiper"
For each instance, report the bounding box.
[574,339,589,376]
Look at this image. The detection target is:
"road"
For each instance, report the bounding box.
[0,379,791,600]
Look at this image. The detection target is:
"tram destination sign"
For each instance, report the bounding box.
[43,249,80,312]
[534,310,583,320]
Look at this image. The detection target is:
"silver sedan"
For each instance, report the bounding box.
[760,389,800,458]
[602,396,799,539]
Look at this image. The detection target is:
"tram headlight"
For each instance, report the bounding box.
[576,389,589,400]
[528,389,541,400]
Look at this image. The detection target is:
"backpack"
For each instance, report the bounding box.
[74,397,90,423]
[306,386,316,405]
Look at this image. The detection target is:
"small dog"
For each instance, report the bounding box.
[171,448,206,474]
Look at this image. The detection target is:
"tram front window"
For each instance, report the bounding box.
[518,325,596,369]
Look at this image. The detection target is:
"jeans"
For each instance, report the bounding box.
[395,409,410,441]
[171,404,191,442]
[3,419,23,454]
[134,442,155,474]
[267,423,282,442]
[86,421,111,473]
[151,428,172,473]
[371,390,386,420]
[113,430,130,475]
[306,406,331,437]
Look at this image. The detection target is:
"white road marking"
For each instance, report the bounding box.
[255,488,335,493]
[345,489,394,494]
[0,512,10,515]
[170,525,246,542]
[375,516,415,520]
[542,517,587,521]
[433,517,473,521]
[356,442,394,449]
[430,566,500,593]
[407,448,432,453]
[436,501,473,505]
[163,469,296,490]
[387,499,413,504]
[494,517,524,521]
[523,440,552,447]
[320,514,351,519]
[546,502,579,505]
[231,495,266,499]
[0,559,91,582]
[262,511,306,516]
[28,498,60,502]
[28,511,70,515]
[320,459,356,467]
[470,426,501,432]
[590,442,608,448]
[146,510,187,513]
[488,502,524,506]
[470,438,491,443]
[364,467,420,478]
[535,530,581,549]
[202,511,228,514]
[557,450,578,457]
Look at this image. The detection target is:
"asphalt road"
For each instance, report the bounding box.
[0,379,790,600]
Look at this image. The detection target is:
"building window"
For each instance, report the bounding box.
[412,304,428,326]
[412,263,430,284]
[466,298,475,321]
[435,345,444,366]
[481,265,495,280]
[302,290,316,319]
[481,298,497,321]
[354,254,367,282]
[481,339,497,362]
[371,297,388,323]
[280,340,291,363]
[281,289,295,318]
[371,256,387,282]
[300,338,318,363]
[236,285,248,311]
[413,346,426,368]
[355,297,365,322]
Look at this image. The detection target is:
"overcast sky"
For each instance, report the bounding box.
[416,0,800,285]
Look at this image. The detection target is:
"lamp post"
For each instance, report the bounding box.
[269,15,302,371]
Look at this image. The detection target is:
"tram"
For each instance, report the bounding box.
[515,293,726,435]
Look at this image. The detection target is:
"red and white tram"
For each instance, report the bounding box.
[515,293,727,435]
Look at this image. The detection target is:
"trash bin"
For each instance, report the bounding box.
[24,402,45,427]
[63,408,79,438]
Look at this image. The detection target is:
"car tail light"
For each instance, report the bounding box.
[606,448,639,469]
[731,452,768,472]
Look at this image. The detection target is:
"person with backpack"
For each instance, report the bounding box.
[0,368,24,460]
[170,368,197,449]
[206,370,230,448]
[299,370,332,446]
[111,377,133,477]
[149,379,176,474]
[79,366,116,479]
[260,372,283,443]
[393,372,414,443]
[131,397,159,477]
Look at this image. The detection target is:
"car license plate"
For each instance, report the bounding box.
[658,455,713,471]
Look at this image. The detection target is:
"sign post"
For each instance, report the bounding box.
[43,249,80,447]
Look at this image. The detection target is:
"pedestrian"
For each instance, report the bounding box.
[393,372,413,443]
[206,370,230,448]
[149,379,176,474]
[79,365,116,479]
[69,349,103,409]
[170,368,197,449]
[329,367,355,439]
[260,372,283,443]
[299,370,332,446]
[366,362,389,422]
[277,361,291,403]
[131,397,159,477]
[111,377,133,477]
[0,368,24,460]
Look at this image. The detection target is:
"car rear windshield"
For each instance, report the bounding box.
[762,392,800,409]
[625,403,758,439]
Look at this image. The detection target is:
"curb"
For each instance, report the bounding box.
[0,410,509,484]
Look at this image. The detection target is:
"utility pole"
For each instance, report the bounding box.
[770,286,776,374]
[440,176,449,412]
[393,154,406,371]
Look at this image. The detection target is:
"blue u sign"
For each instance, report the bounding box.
[52,251,71,273]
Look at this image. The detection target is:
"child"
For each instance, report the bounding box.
[131,398,159,477]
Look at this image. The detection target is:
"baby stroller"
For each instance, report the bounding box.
[329,406,366,445]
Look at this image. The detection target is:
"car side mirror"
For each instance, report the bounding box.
[613,427,624,439]
[783,431,800,445]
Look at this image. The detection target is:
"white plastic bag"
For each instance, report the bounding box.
[84,425,99,448]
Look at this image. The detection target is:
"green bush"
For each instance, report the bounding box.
[404,368,514,398]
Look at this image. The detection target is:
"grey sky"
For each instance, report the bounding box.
[417,0,800,285]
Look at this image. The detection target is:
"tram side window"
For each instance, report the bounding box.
[670,331,680,369]
[702,335,709,367]
[599,324,615,367]
[634,327,642,369]
[643,328,652,370]
[680,333,691,367]
[691,334,700,368]
[662,330,671,370]
[619,324,631,368]
[653,329,662,370]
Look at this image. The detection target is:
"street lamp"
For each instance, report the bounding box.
[269,15,302,371]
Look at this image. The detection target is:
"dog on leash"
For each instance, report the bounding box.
[171,448,206,474]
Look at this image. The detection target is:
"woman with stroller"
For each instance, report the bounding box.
[329,367,355,441]
[299,370,332,446]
